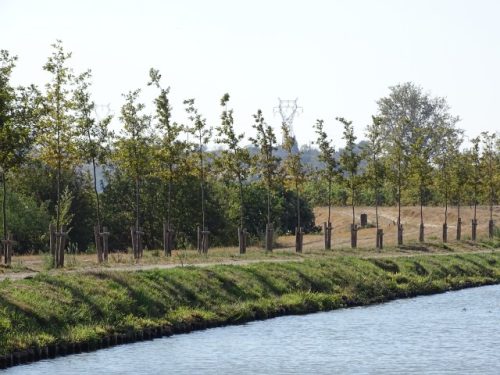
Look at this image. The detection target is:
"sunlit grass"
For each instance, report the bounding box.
[0,251,498,356]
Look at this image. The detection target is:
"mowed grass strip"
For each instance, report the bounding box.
[0,252,499,356]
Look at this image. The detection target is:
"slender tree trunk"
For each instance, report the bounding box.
[267,185,271,225]
[199,132,205,231]
[489,154,493,222]
[56,139,61,232]
[420,185,424,227]
[135,177,139,233]
[351,178,355,226]
[168,165,173,228]
[373,154,379,231]
[2,172,6,244]
[444,184,448,225]
[296,178,301,229]
[397,163,401,227]
[238,175,244,229]
[327,178,332,224]
[92,156,101,228]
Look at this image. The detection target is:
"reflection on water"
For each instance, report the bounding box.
[4,284,500,375]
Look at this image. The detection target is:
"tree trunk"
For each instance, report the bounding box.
[1,172,6,263]
[91,155,103,263]
[351,180,355,227]
[397,158,402,245]
[328,178,332,226]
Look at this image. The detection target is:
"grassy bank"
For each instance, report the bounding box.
[1,252,499,364]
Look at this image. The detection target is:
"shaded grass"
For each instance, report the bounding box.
[0,252,499,356]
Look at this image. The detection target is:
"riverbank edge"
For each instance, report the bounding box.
[1,252,499,370]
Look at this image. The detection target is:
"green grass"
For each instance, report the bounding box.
[0,252,499,356]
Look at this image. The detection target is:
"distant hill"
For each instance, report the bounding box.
[87,140,368,191]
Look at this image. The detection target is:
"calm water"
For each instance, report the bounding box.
[4,284,500,375]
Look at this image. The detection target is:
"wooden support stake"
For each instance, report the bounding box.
[489,219,494,239]
[419,223,425,243]
[94,225,103,263]
[456,217,462,241]
[49,223,56,267]
[2,233,15,266]
[201,229,209,254]
[471,219,477,241]
[163,223,174,256]
[197,226,201,254]
[442,223,448,243]
[101,226,110,261]
[376,228,384,250]
[351,224,358,249]
[323,222,332,250]
[238,227,247,254]
[265,223,273,251]
[295,227,303,253]
[397,223,404,245]
[130,226,137,259]
[56,225,68,268]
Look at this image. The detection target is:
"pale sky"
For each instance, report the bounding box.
[2,0,500,149]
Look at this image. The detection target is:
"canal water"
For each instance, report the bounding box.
[4,284,499,374]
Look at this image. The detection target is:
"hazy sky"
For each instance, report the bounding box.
[2,0,500,148]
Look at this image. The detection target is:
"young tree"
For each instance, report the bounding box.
[338,117,361,248]
[314,119,338,249]
[408,130,434,243]
[148,68,185,255]
[480,131,498,238]
[435,132,463,242]
[470,136,481,241]
[38,41,77,266]
[281,122,305,252]
[114,89,152,258]
[0,50,40,263]
[450,149,471,240]
[364,116,385,249]
[215,93,251,253]
[250,110,279,251]
[184,98,211,253]
[73,70,113,261]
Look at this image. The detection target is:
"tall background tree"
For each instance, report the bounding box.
[0,50,40,262]
[250,110,279,251]
[74,70,113,260]
[148,68,186,255]
[314,119,338,249]
[338,117,361,248]
[480,131,498,238]
[215,93,251,253]
[184,98,212,253]
[281,122,305,252]
[364,116,385,248]
[113,89,152,258]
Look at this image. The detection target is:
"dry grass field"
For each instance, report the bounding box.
[0,205,498,279]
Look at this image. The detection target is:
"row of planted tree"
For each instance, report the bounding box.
[1,41,498,267]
